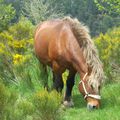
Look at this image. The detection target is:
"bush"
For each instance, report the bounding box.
[0,17,35,86]
[0,16,50,91]
[0,82,9,119]
[0,0,15,32]
[0,81,62,120]
[0,81,34,120]
[9,98,34,120]
[0,82,18,120]
[8,17,34,40]
[94,27,120,82]
[33,90,62,120]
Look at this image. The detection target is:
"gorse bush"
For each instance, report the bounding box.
[33,90,62,120]
[95,27,120,82]
[0,82,9,119]
[0,17,34,86]
[1,89,35,120]
[8,17,34,40]
[9,98,34,120]
[0,16,50,91]
[0,82,18,120]
[0,82,62,120]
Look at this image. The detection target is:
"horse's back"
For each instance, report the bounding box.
[35,20,75,72]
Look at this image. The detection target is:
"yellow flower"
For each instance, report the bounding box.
[26,39,33,45]
[0,49,4,54]
[13,54,26,65]
[0,43,5,54]
[13,41,24,48]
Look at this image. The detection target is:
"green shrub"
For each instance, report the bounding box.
[8,17,34,40]
[0,82,18,120]
[0,16,49,92]
[0,83,63,120]
[94,27,120,82]
[9,98,34,120]
[0,81,34,120]
[33,90,62,120]
[0,17,35,86]
[0,82,9,119]
[0,0,15,32]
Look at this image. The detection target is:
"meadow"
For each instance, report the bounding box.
[0,17,120,120]
[63,82,120,120]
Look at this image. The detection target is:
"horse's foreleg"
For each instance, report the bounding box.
[63,70,76,107]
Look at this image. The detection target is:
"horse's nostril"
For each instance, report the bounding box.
[87,104,97,110]
[93,105,96,109]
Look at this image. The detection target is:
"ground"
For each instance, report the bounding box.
[62,82,120,120]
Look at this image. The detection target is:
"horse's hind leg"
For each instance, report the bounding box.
[39,63,49,90]
[52,72,64,93]
[63,70,76,107]
[52,61,64,92]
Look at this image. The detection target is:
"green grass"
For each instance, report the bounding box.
[1,72,120,120]
[62,83,120,120]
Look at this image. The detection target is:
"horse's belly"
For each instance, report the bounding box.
[34,20,72,70]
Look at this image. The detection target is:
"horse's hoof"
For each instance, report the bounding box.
[63,100,74,108]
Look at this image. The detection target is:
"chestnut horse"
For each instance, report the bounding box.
[34,17,104,110]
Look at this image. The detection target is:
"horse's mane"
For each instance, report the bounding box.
[63,17,104,89]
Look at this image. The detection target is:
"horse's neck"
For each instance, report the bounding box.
[73,59,88,80]
[68,38,88,78]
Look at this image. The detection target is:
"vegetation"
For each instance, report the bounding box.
[0,17,34,87]
[0,82,62,120]
[22,0,64,24]
[0,0,120,120]
[95,27,120,82]
[63,82,120,120]
[2,0,120,36]
[0,0,15,31]
[94,0,120,15]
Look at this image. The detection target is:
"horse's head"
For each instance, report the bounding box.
[78,73,101,110]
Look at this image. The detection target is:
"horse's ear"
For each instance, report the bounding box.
[88,65,92,75]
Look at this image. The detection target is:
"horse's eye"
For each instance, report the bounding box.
[91,85,94,90]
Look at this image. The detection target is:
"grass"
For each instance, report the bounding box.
[62,82,120,120]
[0,75,120,120]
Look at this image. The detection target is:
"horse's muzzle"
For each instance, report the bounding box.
[87,103,99,110]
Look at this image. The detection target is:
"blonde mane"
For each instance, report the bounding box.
[63,17,104,90]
